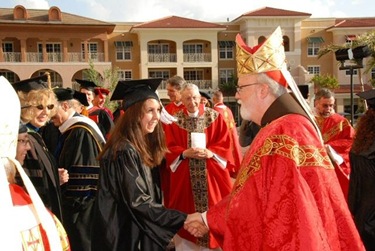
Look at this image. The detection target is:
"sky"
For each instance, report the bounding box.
[1,0,374,23]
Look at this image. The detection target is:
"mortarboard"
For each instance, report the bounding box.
[199,91,211,100]
[12,75,49,93]
[110,78,163,110]
[356,89,375,109]
[73,90,89,106]
[53,88,75,102]
[75,79,98,91]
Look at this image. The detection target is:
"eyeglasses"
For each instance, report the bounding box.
[236,83,260,93]
[17,139,30,146]
[22,104,55,110]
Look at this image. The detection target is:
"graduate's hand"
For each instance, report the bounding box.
[184,213,208,237]
[58,168,69,185]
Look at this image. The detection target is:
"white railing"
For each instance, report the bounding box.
[3,52,21,62]
[148,53,177,62]
[183,53,211,62]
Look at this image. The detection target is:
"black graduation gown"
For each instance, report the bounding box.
[57,120,105,251]
[89,108,114,139]
[21,130,63,221]
[348,142,375,251]
[91,142,187,251]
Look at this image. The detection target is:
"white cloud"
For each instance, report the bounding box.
[10,0,49,9]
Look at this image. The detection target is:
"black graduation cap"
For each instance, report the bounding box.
[297,85,309,99]
[110,78,163,110]
[73,90,89,106]
[53,88,75,102]
[356,89,375,109]
[199,91,211,100]
[13,75,48,93]
[75,79,98,91]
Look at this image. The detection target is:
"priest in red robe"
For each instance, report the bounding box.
[163,83,236,250]
[185,26,364,251]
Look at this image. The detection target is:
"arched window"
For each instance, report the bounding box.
[283,36,290,51]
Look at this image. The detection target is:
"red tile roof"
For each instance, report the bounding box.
[0,7,114,26]
[131,16,224,29]
[239,7,311,18]
[333,18,375,28]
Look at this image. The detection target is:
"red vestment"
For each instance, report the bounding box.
[213,103,243,175]
[316,113,355,199]
[207,114,364,251]
[164,106,235,248]
[164,101,185,116]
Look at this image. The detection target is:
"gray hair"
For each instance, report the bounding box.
[181,82,200,94]
[166,75,186,91]
[257,73,287,98]
[314,88,334,102]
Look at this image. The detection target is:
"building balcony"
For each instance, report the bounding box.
[148,53,177,63]
[1,52,106,63]
[183,53,211,62]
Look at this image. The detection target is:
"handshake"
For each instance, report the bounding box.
[184,212,209,238]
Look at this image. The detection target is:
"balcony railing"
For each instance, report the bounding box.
[1,52,105,62]
[187,80,212,89]
[3,52,21,62]
[183,53,211,62]
[148,53,177,63]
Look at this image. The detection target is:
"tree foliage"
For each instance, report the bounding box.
[311,74,339,89]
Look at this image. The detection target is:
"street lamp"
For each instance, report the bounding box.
[335,45,371,125]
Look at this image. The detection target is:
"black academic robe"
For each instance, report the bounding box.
[91,142,187,251]
[348,142,375,251]
[57,120,105,251]
[22,130,63,221]
[89,107,114,139]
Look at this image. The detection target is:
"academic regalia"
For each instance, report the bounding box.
[207,94,364,251]
[163,105,235,249]
[87,106,114,139]
[22,126,63,221]
[56,116,105,251]
[92,142,187,251]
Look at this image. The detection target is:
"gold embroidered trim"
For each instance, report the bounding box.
[233,134,333,195]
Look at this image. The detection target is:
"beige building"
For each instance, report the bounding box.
[1,5,374,119]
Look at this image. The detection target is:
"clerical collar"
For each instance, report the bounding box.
[188,110,199,117]
[174,101,183,106]
[261,93,309,127]
[26,122,39,132]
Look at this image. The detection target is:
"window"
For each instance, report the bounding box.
[307,66,320,75]
[371,68,375,80]
[183,44,203,54]
[0,71,17,83]
[116,46,132,61]
[148,44,169,54]
[184,70,203,81]
[307,37,324,56]
[149,70,169,79]
[283,36,290,52]
[219,69,234,84]
[82,42,98,60]
[2,42,13,52]
[218,41,234,59]
[345,69,358,76]
[118,70,132,80]
[38,42,62,62]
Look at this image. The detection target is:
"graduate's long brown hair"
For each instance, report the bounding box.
[98,98,168,167]
[351,108,375,154]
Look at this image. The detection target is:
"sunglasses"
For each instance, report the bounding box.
[22,104,55,110]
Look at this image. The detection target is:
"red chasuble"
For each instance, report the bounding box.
[207,114,364,251]
[316,113,355,199]
[164,106,235,248]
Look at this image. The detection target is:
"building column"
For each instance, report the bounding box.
[62,40,68,62]
[103,39,109,62]
[20,39,27,62]
[0,38,3,62]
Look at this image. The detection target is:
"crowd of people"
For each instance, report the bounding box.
[1,25,374,251]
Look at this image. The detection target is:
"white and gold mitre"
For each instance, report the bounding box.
[236,26,287,78]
